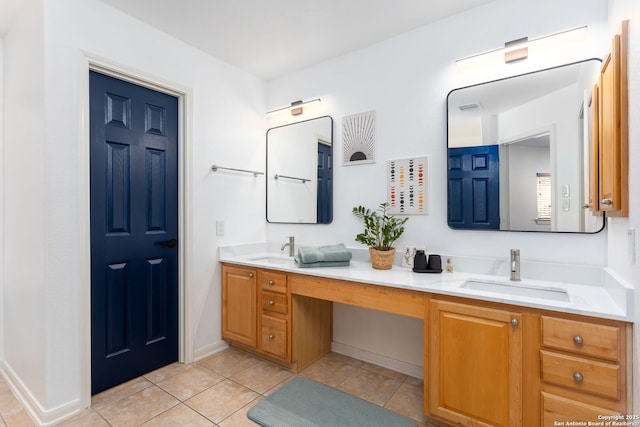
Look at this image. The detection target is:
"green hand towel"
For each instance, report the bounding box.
[297,243,352,264]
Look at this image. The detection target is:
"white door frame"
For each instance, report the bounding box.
[77,51,194,409]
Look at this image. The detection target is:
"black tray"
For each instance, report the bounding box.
[412,268,443,274]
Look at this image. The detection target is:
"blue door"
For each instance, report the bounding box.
[448,145,500,229]
[90,71,179,394]
[317,142,332,223]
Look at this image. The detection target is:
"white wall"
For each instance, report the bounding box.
[2,0,267,422]
[608,0,640,412]
[0,34,4,362]
[2,0,47,409]
[266,0,611,377]
[500,84,583,231]
[507,144,550,231]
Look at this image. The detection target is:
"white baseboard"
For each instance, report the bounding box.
[193,340,229,362]
[0,360,85,426]
[331,341,424,379]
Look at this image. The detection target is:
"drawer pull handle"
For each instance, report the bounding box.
[573,335,584,345]
[268,280,275,286]
[269,334,275,340]
[269,300,275,306]
[510,318,519,327]
[573,372,584,382]
[601,198,613,206]
[248,273,254,278]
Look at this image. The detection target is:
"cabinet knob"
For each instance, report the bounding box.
[601,198,613,206]
[510,318,519,327]
[582,204,591,209]
[269,334,275,340]
[269,300,275,306]
[248,273,254,278]
[573,335,584,345]
[268,280,275,286]
[573,372,584,382]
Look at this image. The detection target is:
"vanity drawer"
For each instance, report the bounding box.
[260,271,288,294]
[261,291,288,315]
[540,350,620,400]
[541,392,621,427]
[541,316,620,361]
[260,315,288,360]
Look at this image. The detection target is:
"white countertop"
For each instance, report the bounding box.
[219,244,633,322]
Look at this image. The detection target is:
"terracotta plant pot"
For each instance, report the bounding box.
[369,247,396,270]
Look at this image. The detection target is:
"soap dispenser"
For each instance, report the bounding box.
[444,258,454,273]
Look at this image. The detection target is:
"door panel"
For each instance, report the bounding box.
[90,71,179,394]
[317,143,332,223]
[447,145,500,229]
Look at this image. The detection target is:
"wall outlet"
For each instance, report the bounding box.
[216,220,225,236]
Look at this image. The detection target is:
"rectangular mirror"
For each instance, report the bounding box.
[267,116,333,223]
[447,59,604,233]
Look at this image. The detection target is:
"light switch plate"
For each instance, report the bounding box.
[216,220,225,236]
[628,228,636,264]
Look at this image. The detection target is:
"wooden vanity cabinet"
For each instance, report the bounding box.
[428,299,524,427]
[221,264,332,369]
[222,264,631,426]
[221,264,292,363]
[427,300,631,427]
[539,315,630,426]
[221,265,257,347]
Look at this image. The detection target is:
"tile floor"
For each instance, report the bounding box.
[0,348,449,426]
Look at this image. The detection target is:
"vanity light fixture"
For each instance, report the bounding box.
[266,98,321,116]
[504,37,528,63]
[455,25,588,66]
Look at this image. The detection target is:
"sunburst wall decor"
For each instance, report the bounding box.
[342,110,375,166]
[387,156,428,215]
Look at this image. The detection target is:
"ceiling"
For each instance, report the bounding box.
[98,0,495,80]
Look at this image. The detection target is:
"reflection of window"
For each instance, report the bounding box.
[536,173,551,220]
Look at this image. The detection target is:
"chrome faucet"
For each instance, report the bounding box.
[510,249,521,281]
[281,236,295,257]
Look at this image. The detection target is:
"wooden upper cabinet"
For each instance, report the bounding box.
[594,20,629,216]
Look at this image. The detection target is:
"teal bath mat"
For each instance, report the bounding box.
[247,377,417,427]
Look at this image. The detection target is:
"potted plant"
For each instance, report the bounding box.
[352,202,409,270]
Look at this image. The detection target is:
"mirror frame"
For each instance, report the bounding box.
[446,59,605,234]
[266,115,333,224]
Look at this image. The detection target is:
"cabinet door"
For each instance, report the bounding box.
[589,84,601,213]
[429,299,522,427]
[222,265,257,347]
[598,35,622,213]
[597,21,629,217]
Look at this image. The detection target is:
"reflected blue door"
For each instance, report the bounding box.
[448,145,500,229]
[317,142,332,223]
[90,71,179,394]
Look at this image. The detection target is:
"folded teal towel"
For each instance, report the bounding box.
[294,258,350,268]
[297,243,353,264]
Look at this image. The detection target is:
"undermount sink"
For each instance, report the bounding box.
[461,279,570,302]
[249,256,293,265]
